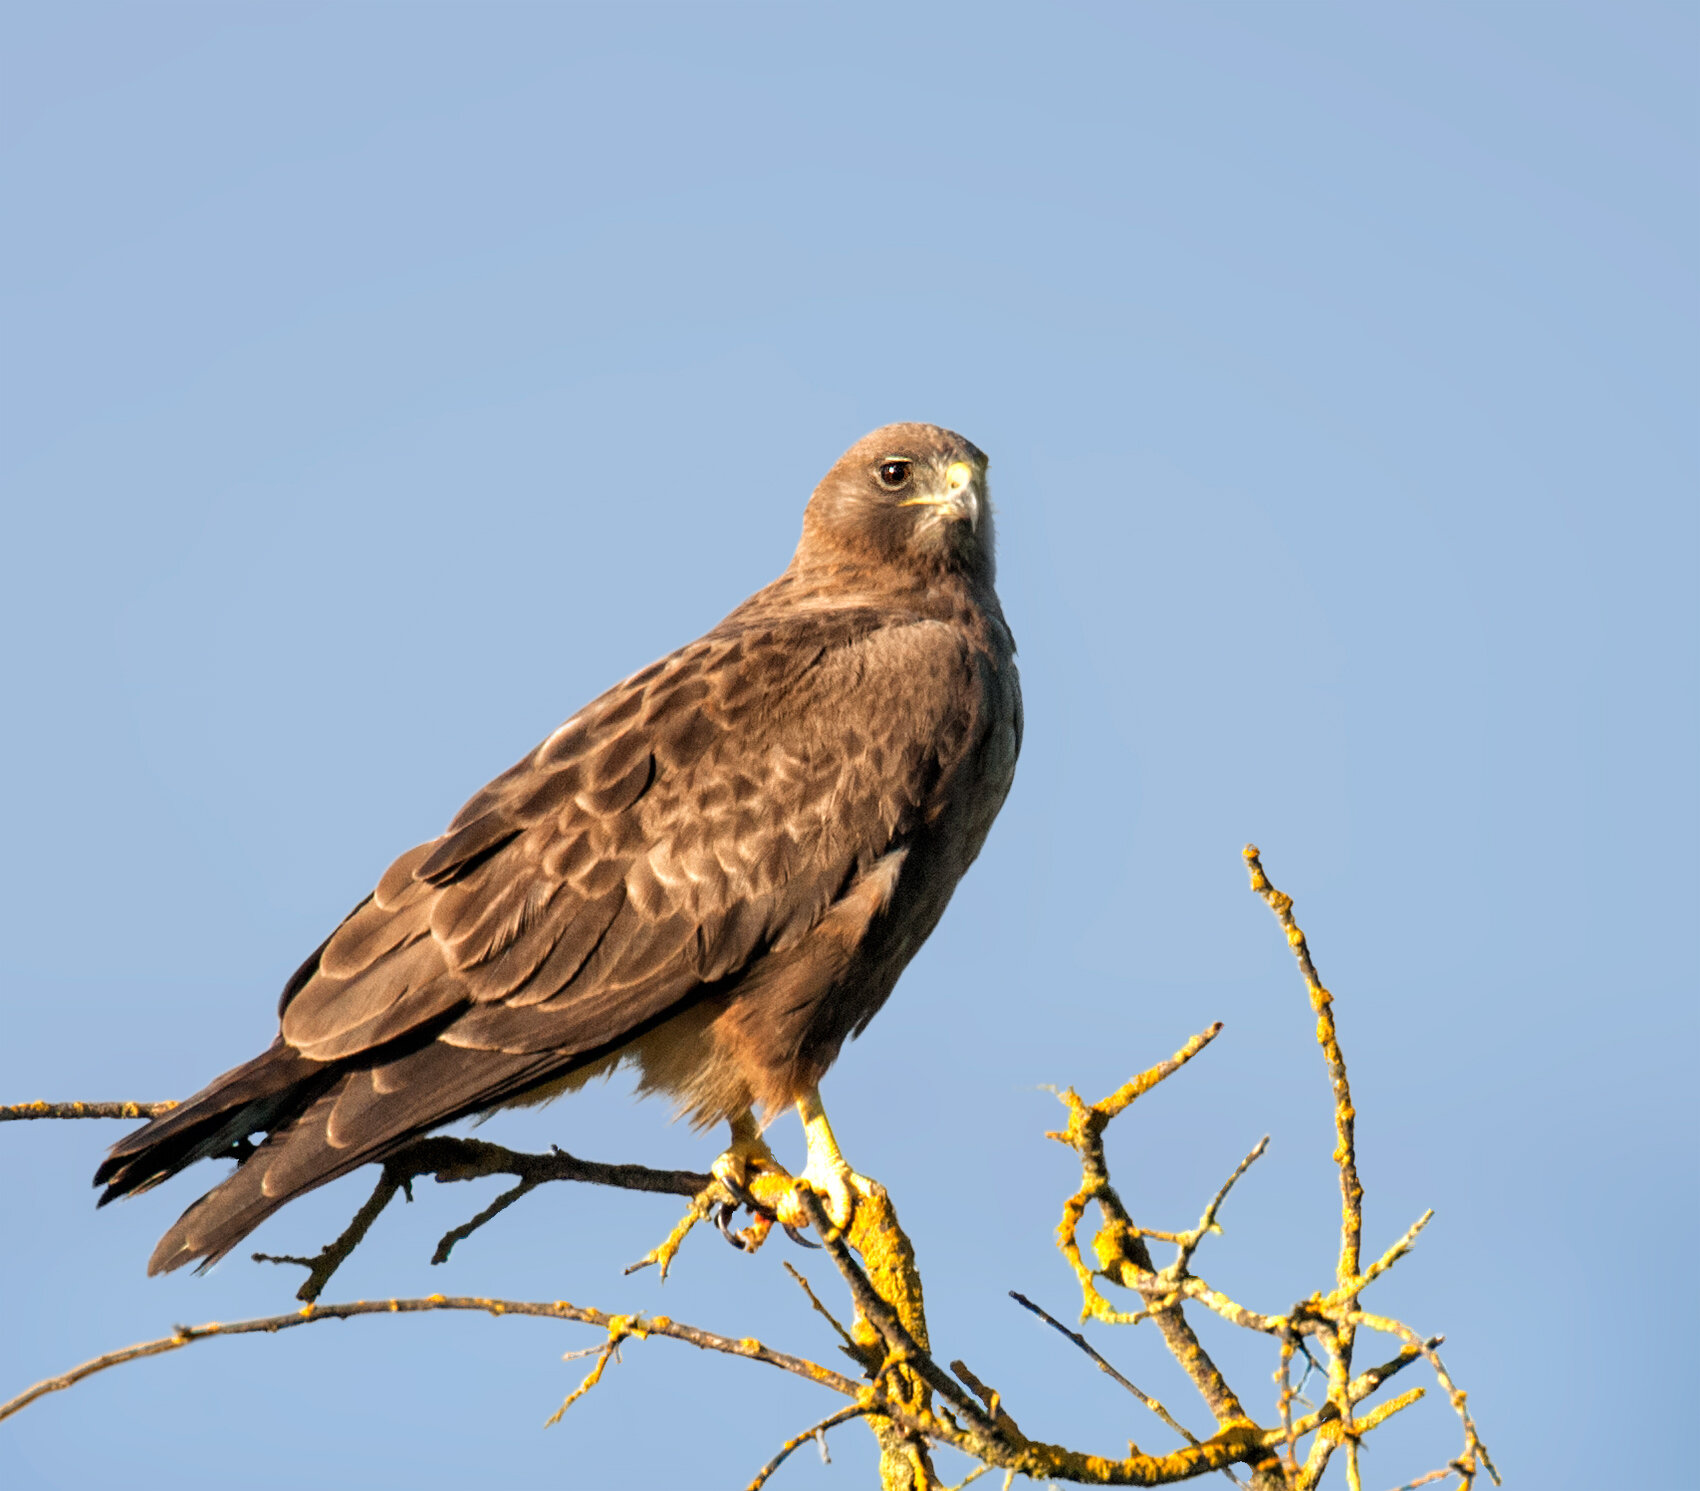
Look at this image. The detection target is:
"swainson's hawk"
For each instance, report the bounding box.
[97,423,1021,1273]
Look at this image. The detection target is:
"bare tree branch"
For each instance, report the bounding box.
[252,1166,407,1301]
[747,1404,870,1491]
[0,1294,862,1426]
[1007,1291,1222,1474]
[244,1133,713,1300]
[4,846,1497,1489]
[1,1102,177,1122]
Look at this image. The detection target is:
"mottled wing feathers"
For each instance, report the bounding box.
[275,609,965,1069]
[109,605,992,1269]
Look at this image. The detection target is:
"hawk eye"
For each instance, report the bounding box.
[877,460,912,490]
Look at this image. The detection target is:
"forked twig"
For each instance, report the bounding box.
[746,1404,868,1491]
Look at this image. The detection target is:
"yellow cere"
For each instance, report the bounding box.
[945,461,972,491]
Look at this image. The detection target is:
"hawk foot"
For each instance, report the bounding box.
[710,1138,848,1250]
[624,1105,868,1274]
[777,1156,876,1237]
[709,1129,802,1252]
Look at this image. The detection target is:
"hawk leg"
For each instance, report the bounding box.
[777,1087,873,1235]
[708,1108,797,1253]
[710,1109,786,1205]
[629,1110,786,1273]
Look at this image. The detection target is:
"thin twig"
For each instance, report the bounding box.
[1293,1336,1323,1407]
[1008,1292,1202,1452]
[1355,1386,1425,1434]
[544,1315,641,1426]
[1275,1323,1301,1477]
[783,1261,860,1357]
[0,1101,177,1122]
[0,1295,862,1425]
[1244,845,1364,1301]
[1175,1135,1270,1275]
[253,1166,406,1301]
[1345,1312,1499,1486]
[1384,1468,1463,1490]
[431,1176,542,1265]
[746,1404,868,1491]
[1351,1338,1441,1399]
[1247,843,1369,1491]
[946,1357,1023,1441]
[1333,1211,1435,1304]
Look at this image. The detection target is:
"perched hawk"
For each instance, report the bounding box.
[97,423,1021,1273]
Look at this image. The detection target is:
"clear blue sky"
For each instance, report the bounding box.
[2,4,1693,1488]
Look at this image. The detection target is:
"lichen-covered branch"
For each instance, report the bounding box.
[794,1181,955,1488]
[3,848,1495,1489]
[1015,849,1496,1489]
[0,1101,178,1122]
[0,1292,862,1427]
[747,1404,871,1491]
[1243,843,1366,1481]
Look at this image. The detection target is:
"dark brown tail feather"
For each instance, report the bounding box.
[94,1042,334,1203]
[141,1043,569,1275]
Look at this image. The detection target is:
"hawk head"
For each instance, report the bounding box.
[800,422,994,583]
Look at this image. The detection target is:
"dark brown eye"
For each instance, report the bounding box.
[877,460,912,489]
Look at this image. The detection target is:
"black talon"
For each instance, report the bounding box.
[714,1202,753,1251]
[783,1223,822,1249]
[717,1171,759,1213]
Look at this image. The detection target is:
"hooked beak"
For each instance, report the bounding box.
[898,461,981,532]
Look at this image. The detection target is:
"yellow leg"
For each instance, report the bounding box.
[710,1108,782,1194]
[779,1087,873,1232]
[634,1100,875,1272]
